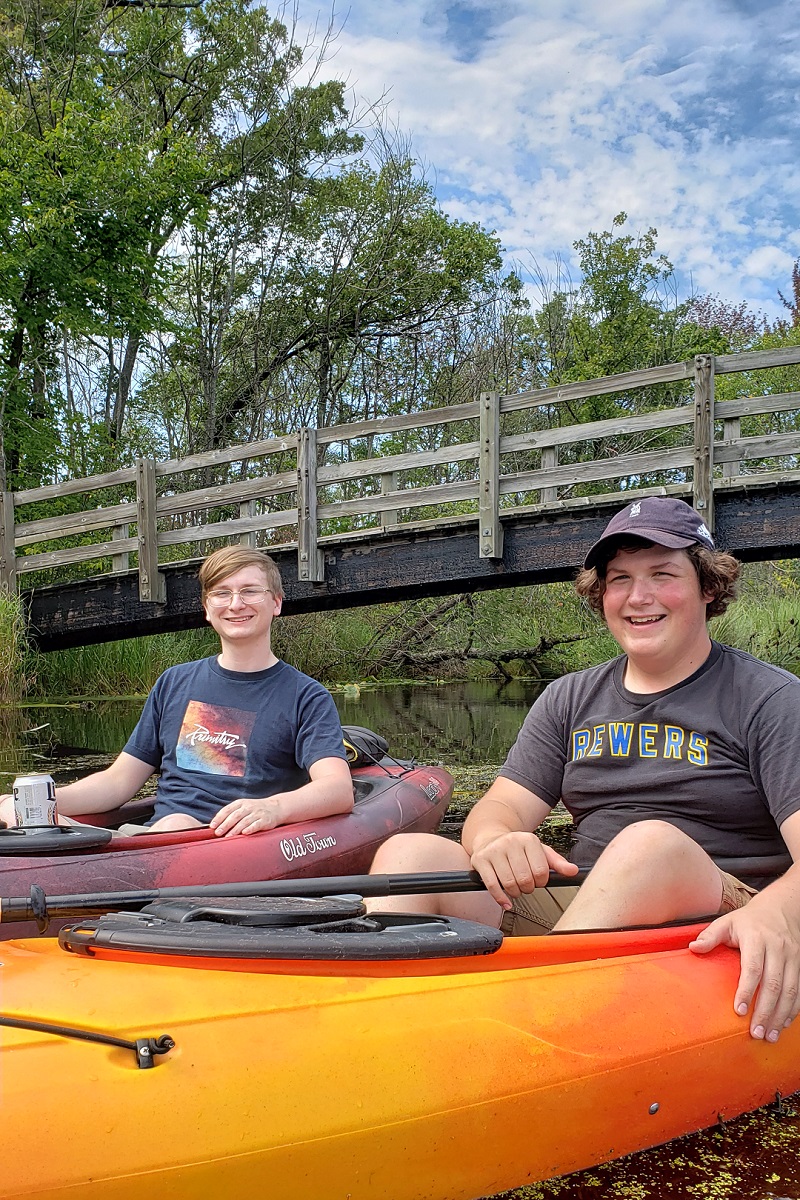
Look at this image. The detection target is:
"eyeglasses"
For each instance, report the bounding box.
[205,587,273,608]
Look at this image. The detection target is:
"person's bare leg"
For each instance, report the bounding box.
[147,813,205,832]
[367,833,504,926]
[554,820,724,931]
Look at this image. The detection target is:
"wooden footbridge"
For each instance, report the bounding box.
[6,346,800,650]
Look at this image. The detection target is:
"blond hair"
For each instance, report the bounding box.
[198,547,284,600]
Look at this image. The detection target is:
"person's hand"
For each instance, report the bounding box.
[209,796,282,837]
[689,894,800,1041]
[469,831,579,909]
[0,793,14,828]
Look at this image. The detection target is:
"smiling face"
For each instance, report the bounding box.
[601,544,714,691]
[202,563,283,656]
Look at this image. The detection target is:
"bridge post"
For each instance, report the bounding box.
[238,501,257,548]
[112,523,130,573]
[0,492,16,591]
[693,354,715,530]
[297,428,324,582]
[135,458,166,603]
[479,390,504,558]
[540,445,558,503]
[381,472,399,529]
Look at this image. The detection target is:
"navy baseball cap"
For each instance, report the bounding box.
[584,497,715,569]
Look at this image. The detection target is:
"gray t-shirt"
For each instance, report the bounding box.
[124,656,346,824]
[500,642,800,882]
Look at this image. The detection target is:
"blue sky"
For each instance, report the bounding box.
[294,0,800,321]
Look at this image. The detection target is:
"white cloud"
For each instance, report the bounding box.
[295,0,800,319]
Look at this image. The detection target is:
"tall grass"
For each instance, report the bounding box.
[19,563,800,698]
[710,596,800,674]
[0,588,36,704]
[32,628,219,698]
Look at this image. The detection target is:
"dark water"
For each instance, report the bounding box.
[0,678,546,791]
[2,680,799,1198]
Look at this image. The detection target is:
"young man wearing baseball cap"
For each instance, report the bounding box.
[369,496,800,1045]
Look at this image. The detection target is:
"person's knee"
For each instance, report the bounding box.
[603,819,692,859]
[148,813,203,832]
[370,832,468,874]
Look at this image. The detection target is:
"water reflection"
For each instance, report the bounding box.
[336,679,544,765]
[0,679,545,791]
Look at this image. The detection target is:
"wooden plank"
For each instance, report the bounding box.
[0,492,17,589]
[502,403,693,453]
[693,354,715,530]
[297,428,323,583]
[715,468,800,491]
[316,401,479,446]
[155,470,297,516]
[14,466,137,507]
[479,390,503,558]
[714,432,800,462]
[380,472,399,529]
[317,479,479,520]
[238,501,257,548]
[715,391,800,419]
[721,419,741,481]
[16,536,138,573]
[112,523,130,573]
[715,346,800,375]
[14,501,138,546]
[500,360,692,412]
[319,441,478,482]
[498,446,694,494]
[157,510,297,546]
[540,447,558,503]
[154,435,297,478]
[135,458,166,604]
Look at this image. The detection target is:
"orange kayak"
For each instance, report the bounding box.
[2,900,799,1200]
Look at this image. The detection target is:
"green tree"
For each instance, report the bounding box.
[143,141,508,455]
[0,0,360,485]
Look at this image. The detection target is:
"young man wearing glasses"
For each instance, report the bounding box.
[0,547,352,836]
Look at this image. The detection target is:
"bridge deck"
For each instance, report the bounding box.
[26,484,800,650]
[8,345,800,648]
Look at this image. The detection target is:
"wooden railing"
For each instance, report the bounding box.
[4,345,800,600]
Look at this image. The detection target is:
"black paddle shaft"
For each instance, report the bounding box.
[0,854,792,926]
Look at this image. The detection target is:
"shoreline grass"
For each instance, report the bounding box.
[7,565,800,700]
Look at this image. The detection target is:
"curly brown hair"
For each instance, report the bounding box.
[575,538,740,621]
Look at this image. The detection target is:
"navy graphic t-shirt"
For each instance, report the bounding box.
[123,657,346,824]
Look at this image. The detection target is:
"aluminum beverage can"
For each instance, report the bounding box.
[12,774,58,827]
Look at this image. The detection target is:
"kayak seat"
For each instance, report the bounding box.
[59,897,504,961]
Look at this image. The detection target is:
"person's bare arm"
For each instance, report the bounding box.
[209,757,354,837]
[0,752,155,827]
[462,776,578,907]
[690,808,800,1042]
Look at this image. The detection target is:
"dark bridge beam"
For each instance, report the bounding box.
[25,486,800,651]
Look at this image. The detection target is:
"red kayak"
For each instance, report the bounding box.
[0,762,452,938]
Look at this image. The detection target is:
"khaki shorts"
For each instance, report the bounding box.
[499,870,758,937]
[59,815,148,838]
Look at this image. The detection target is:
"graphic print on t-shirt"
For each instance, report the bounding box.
[176,701,256,776]
[571,721,709,765]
